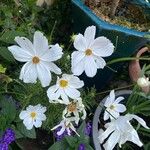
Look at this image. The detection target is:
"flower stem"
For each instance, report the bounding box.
[107,57,150,65]
[96,84,134,96]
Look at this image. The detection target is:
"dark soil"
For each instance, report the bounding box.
[85,0,150,31]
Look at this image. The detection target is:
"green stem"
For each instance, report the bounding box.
[50,21,57,42]
[107,57,150,65]
[96,84,134,96]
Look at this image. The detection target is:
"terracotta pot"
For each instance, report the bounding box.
[129,46,150,93]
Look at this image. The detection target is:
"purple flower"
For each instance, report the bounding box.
[0,142,8,150]
[0,128,15,150]
[53,127,73,141]
[78,143,85,150]
[85,122,92,136]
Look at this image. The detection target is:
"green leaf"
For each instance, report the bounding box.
[16,122,36,139]
[65,136,77,148]
[48,139,69,150]
[0,30,26,44]
[0,64,6,73]
[144,142,150,150]
[0,96,16,124]
[85,144,94,150]
[0,47,15,62]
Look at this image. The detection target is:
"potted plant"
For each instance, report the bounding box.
[71,0,150,89]
[92,86,150,149]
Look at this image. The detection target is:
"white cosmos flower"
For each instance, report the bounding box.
[104,90,126,120]
[19,104,47,130]
[51,117,79,136]
[99,114,149,150]
[62,97,86,125]
[71,25,114,77]
[47,74,84,103]
[8,31,63,87]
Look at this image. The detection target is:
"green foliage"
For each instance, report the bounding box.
[0,96,17,130]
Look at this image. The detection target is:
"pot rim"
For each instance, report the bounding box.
[92,90,132,150]
[71,0,150,37]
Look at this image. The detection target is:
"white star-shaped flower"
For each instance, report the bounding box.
[99,114,149,150]
[104,90,126,120]
[19,104,47,130]
[51,117,79,136]
[8,31,63,87]
[62,97,86,125]
[71,25,114,77]
[47,74,84,103]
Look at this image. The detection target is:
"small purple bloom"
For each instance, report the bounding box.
[0,128,15,150]
[78,143,85,150]
[0,142,8,150]
[53,127,73,141]
[85,122,92,136]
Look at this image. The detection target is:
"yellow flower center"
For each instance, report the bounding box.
[67,102,77,112]
[30,112,36,119]
[32,56,40,64]
[110,105,115,110]
[85,49,92,56]
[59,80,68,88]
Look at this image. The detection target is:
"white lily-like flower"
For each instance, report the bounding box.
[62,97,86,125]
[51,117,79,136]
[99,114,149,150]
[19,104,47,130]
[8,31,63,87]
[71,25,114,77]
[104,90,126,120]
[47,74,84,103]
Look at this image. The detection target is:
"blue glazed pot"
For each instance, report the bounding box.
[71,0,150,90]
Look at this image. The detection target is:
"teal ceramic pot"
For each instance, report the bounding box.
[71,0,150,90]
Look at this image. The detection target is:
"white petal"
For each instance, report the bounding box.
[115,104,126,112]
[105,90,115,107]
[60,89,70,103]
[71,51,85,68]
[36,113,46,121]
[73,34,87,51]
[103,131,120,150]
[37,63,51,87]
[69,76,84,89]
[114,96,125,104]
[8,45,32,62]
[94,56,106,69]
[84,26,96,46]
[47,86,60,100]
[33,31,49,56]
[109,110,120,119]
[84,56,97,77]
[90,36,114,57]
[15,36,35,55]
[104,111,110,121]
[49,62,61,74]
[65,87,80,99]
[42,44,63,62]
[34,120,42,128]
[128,128,143,147]
[126,114,149,129]
[23,118,33,130]
[19,111,29,120]
[72,59,84,76]
[19,62,38,84]
[99,125,115,144]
